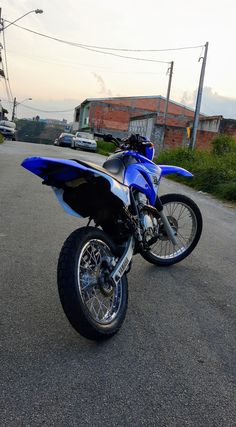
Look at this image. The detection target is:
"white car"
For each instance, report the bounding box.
[71,132,97,152]
[0,120,16,140]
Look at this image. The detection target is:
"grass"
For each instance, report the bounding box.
[96,139,116,156]
[155,135,236,202]
[0,134,4,144]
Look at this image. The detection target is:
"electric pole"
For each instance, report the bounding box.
[189,42,209,150]
[12,97,17,121]
[161,61,174,150]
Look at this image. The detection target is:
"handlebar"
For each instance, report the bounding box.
[94,132,152,150]
[94,132,121,147]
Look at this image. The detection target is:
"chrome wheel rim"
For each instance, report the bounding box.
[77,239,122,324]
[150,201,197,259]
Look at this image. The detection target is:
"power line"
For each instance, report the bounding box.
[21,104,74,113]
[3,21,170,64]
[4,20,204,53]
[2,99,74,113]
[7,48,165,75]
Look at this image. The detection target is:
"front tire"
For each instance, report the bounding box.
[141,194,202,266]
[57,227,128,340]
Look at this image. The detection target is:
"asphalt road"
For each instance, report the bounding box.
[0,141,236,427]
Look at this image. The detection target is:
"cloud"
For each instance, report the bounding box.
[180,87,236,119]
[92,73,113,97]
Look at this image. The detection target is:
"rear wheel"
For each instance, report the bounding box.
[57,227,128,340]
[141,193,202,266]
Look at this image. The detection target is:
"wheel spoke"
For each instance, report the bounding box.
[150,200,197,260]
[77,239,122,325]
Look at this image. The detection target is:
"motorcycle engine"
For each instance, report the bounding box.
[135,192,159,244]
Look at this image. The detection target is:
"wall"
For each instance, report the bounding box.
[153,126,215,151]
[162,126,187,149]
[157,98,195,119]
[129,116,155,138]
[75,96,197,136]
[195,130,218,150]
[89,103,157,134]
[219,118,236,136]
[198,117,221,132]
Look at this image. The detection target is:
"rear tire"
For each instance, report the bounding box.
[141,193,202,266]
[57,227,128,340]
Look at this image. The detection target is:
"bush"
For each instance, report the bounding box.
[155,146,236,202]
[214,181,236,201]
[97,139,115,156]
[16,119,45,142]
[211,134,236,155]
[0,134,4,144]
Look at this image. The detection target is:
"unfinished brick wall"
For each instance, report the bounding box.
[160,127,215,151]
[195,130,216,150]
[157,98,195,119]
[88,97,196,134]
[163,127,187,149]
[90,104,131,131]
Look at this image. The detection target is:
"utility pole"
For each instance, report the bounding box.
[189,42,209,150]
[161,61,174,150]
[0,9,4,78]
[12,97,17,121]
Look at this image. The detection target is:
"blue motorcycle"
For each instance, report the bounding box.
[22,133,202,340]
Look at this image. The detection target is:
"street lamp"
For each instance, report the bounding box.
[12,97,32,121]
[3,9,43,30]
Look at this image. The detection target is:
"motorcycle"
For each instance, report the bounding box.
[21,133,202,340]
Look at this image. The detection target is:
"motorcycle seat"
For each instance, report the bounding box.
[70,158,125,184]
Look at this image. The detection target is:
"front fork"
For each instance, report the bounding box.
[109,195,177,286]
[155,196,177,245]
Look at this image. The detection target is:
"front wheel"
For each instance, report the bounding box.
[141,193,202,266]
[57,227,128,340]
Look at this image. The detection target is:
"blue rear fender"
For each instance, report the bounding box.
[21,156,131,218]
[159,165,193,177]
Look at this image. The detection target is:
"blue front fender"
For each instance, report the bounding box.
[159,165,193,177]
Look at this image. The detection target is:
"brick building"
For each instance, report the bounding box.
[73,96,196,141]
[73,96,236,150]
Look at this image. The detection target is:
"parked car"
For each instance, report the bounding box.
[54,133,74,147]
[71,132,97,152]
[0,120,16,140]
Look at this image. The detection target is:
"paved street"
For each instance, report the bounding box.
[0,140,236,426]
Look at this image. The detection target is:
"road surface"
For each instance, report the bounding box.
[0,141,236,426]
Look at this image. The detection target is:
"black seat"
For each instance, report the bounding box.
[70,158,125,184]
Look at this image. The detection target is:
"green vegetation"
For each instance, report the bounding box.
[0,134,4,144]
[16,119,64,145]
[96,139,116,156]
[16,119,46,143]
[155,134,236,202]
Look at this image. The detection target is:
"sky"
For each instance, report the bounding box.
[0,0,236,122]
